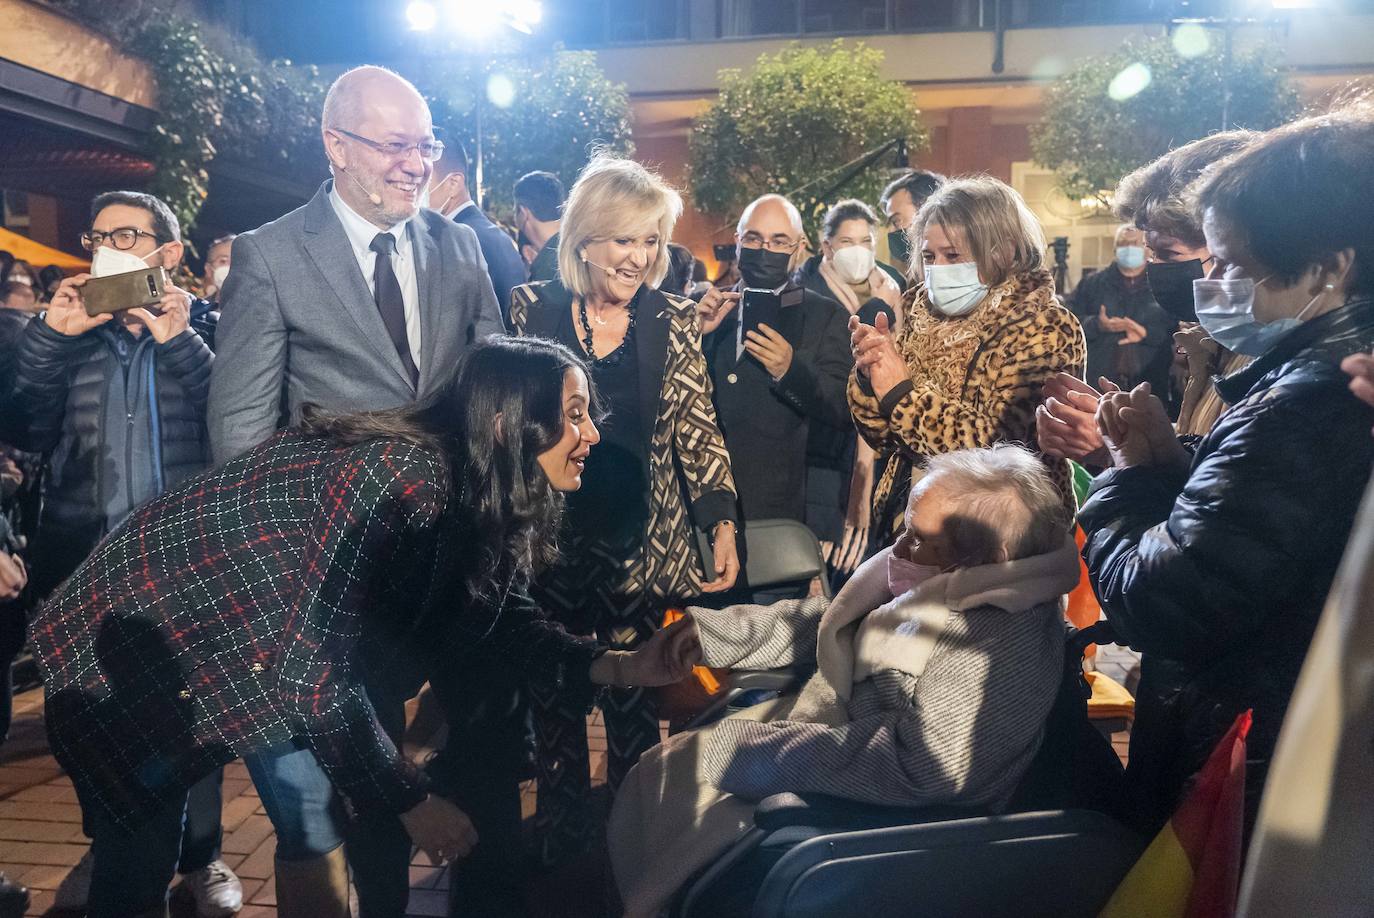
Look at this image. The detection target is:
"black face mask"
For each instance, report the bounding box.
[887,229,913,265]
[1146,258,1205,322]
[737,246,792,290]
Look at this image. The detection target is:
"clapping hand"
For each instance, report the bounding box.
[1342,352,1374,425]
[1036,373,1118,466]
[1096,382,1189,470]
[1098,306,1148,345]
[849,312,907,399]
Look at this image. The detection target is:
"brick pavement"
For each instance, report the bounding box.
[0,686,615,917]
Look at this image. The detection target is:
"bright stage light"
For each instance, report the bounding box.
[510,0,543,26]
[405,0,438,30]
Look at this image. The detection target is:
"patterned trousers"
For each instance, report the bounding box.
[530,585,663,867]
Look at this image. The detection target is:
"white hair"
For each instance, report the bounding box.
[914,444,1070,566]
[321,65,425,131]
[736,194,804,238]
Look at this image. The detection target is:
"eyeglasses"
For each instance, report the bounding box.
[333,128,445,163]
[739,232,800,254]
[80,227,163,252]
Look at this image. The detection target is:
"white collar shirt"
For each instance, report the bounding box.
[329,185,423,368]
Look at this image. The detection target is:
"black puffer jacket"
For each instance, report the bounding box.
[9,302,216,598]
[1079,297,1374,834]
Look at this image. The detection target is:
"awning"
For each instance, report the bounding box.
[0,226,88,271]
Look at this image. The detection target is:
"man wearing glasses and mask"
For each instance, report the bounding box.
[3,190,241,917]
[696,195,853,599]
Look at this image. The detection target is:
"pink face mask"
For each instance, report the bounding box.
[887,552,942,596]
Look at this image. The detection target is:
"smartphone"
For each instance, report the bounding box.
[82,267,168,317]
[712,243,737,264]
[741,287,782,338]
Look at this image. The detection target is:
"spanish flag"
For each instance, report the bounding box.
[1101,710,1252,918]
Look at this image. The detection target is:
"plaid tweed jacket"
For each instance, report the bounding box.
[31,431,599,831]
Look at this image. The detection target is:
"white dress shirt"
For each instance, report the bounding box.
[329,186,423,369]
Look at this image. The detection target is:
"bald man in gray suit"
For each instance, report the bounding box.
[208,66,504,464]
[206,65,504,918]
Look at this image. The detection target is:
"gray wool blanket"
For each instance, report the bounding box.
[608,539,1080,917]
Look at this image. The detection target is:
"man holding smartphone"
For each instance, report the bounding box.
[2,191,240,917]
[698,194,853,594]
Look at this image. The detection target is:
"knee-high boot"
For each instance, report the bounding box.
[274,844,351,918]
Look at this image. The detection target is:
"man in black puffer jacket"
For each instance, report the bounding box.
[5,191,244,916]
[1079,104,1374,842]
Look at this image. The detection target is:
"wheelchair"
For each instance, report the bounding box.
[671,521,1143,918]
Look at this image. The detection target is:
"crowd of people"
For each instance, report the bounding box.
[0,60,1371,918]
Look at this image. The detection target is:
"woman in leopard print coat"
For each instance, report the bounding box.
[849,176,1086,549]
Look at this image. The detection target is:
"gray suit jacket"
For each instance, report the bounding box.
[208,181,506,463]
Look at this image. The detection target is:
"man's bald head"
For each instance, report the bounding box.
[321,66,429,136]
[737,194,804,239]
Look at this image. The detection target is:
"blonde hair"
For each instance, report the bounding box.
[912,176,1045,287]
[558,154,683,297]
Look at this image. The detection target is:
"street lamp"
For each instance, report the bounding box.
[402,0,542,201]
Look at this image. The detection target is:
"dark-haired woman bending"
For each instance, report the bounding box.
[31,337,701,918]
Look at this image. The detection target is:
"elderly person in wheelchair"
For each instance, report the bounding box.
[608,443,1083,917]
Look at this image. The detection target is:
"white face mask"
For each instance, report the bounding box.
[831,244,875,285]
[1193,274,1330,357]
[91,245,158,279]
[924,261,988,316]
[210,264,230,293]
[8,275,31,287]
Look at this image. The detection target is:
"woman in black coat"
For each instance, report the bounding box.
[1079,102,1374,839]
[31,336,700,918]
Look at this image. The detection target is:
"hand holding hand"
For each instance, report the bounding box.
[126,284,192,344]
[399,795,478,866]
[696,287,741,336]
[744,323,794,379]
[43,275,111,337]
[700,523,739,593]
[608,616,704,687]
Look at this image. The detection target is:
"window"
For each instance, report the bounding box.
[802,0,888,32]
[720,0,800,37]
[894,0,984,29]
[2,191,29,231]
[607,0,689,41]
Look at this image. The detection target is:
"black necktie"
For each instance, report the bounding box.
[369,232,419,387]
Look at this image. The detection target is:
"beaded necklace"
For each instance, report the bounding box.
[577,288,639,366]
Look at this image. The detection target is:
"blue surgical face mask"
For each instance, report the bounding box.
[1192,275,1329,357]
[924,261,988,317]
[1116,246,1146,270]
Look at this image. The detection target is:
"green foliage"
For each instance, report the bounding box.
[1031,36,1301,200]
[46,0,330,235]
[422,51,634,219]
[687,41,927,239]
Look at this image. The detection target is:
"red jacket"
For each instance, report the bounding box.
[32,430,598,830]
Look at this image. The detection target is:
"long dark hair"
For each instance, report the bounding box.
[299,335,597,602]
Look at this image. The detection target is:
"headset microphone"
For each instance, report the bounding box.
[581,255,618,278]
[338,164,382,206]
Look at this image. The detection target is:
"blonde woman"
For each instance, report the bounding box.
[508,154,739,865]
[849,176,1086,548]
